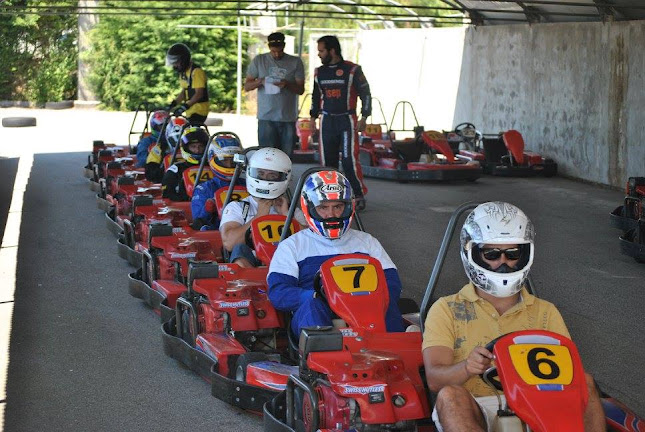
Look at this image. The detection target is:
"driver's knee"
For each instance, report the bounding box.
[584,373,600,399]
[233,257,253,268]
[436,385,472,410]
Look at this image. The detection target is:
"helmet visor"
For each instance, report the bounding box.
[248,167,288,182]
[165,54,181,67]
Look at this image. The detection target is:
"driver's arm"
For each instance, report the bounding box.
[422,299,493,393]
[220,220,252,252]
[267,240,311,312]
[423,346,472,393]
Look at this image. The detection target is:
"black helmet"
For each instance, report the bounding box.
[166,43,191,73]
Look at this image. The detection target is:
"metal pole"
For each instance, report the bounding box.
[236,15,242,115]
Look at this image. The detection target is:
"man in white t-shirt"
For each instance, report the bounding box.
[220,147,293,267]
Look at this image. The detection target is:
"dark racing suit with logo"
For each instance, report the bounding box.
[311,60,371,197]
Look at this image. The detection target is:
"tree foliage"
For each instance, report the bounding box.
[86,1,250,111]
[0,0,78,102]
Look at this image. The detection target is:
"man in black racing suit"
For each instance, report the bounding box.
[310,35,371,210]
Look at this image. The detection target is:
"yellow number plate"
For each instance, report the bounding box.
[187,170,213,184]
[508,344,573,385]
[365,125,382,135]
[329,264,378,294]
[218,189,249,203]
[257,220,288,243]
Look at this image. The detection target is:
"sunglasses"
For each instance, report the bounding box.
[481,247,522,261]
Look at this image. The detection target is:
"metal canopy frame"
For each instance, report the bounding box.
[2,1,644,26]
[440,0,645,25]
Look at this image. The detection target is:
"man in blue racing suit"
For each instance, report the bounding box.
[135,110,169,168]
[267,170,403,337]
[191,134,245,230]
[310,35,371,210]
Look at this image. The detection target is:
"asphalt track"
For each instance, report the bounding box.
[1,112,643,430]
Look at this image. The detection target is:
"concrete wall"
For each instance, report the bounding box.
[358,22,645,187]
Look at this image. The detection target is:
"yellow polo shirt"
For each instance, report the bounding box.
[422,283,570,397]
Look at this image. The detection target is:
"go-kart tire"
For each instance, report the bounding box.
[2,117,36,127]
[398,297,419,314]
[180,309,194,345]
[542,160,557,177]
[234,352,270,381]
[45,100,73,110]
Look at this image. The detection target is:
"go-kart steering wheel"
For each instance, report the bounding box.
[244,226,255,250]
[312,271,328,304]
[454,122,477,136]
[479,335,506,391]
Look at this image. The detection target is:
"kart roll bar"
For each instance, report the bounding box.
[388,100,420,134]
[419,202,537,329]
[280,167,365,243]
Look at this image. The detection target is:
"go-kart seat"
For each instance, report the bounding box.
[482,136,508,163]
[391,138,426,163]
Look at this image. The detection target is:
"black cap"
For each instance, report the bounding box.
[268,32,285,47]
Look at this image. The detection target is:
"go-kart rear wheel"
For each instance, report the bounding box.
[180,309,194,345]
[234,352,270,381]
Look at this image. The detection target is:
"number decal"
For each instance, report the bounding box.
[329,264,378,294]
[257,221,291,242]
[527,347,560,380]
[508,344,573,385]
[425,130,445,141]
[343,266,365,288]
[218,189,249,204]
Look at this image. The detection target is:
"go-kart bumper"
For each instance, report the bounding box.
[96,193,112,212]
[117,236,142,267]
[361,163,481,182]
[263,391,296,432]
[127,269,175,323]
[83,164,94,179]
[211,365,280,413]
[610,206,638,231]
[105,211,123,237]
[486,161,557,177]
[88,179,101,192]
[619,228,645,263]
[162,316,216,380]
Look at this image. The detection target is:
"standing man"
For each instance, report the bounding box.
[166,43,210,124]
[310,35,371,211]
[245,32,305,157]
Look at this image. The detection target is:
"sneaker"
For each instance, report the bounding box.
[355,196,367,211]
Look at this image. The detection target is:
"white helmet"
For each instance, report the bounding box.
[246,148,292,199]
[460,201,535,298]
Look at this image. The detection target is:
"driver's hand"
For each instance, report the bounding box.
[256,198,273,216]
[273,196,289,215]
[357,118,367,133]
[465,346,494,377]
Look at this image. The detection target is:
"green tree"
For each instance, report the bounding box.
[0,0,78,102]
[86,1,250,111]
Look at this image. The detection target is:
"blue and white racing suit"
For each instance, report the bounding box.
[191,177,245,230]
[267,228,404,337]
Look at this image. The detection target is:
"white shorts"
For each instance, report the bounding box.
[432,395,506,432]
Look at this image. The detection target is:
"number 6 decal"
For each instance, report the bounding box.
[508,344,573,386]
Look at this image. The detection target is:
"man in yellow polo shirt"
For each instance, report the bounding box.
[422,201,605,432]
[166,43,210,124]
